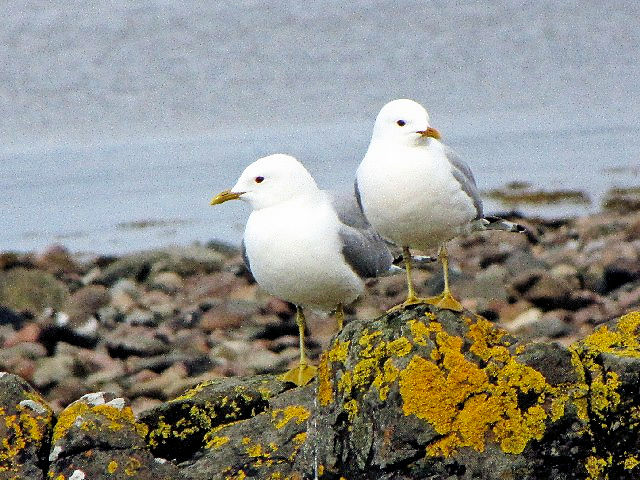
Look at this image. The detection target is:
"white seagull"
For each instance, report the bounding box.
[356,99,524,312]
[211,154,394,385]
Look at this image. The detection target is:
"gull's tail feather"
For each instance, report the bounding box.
[473,216,527,233]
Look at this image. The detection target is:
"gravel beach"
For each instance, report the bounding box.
[1,209,639,414]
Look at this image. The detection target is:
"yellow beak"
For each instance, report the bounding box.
[210,189,242,205]
[418,127,441,140]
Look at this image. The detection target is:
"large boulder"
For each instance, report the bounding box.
[47,391,180,479]
[0,372,54,479]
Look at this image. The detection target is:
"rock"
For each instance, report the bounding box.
[62,285,111,323]
[127,363,189,400]
[125,308,158,327]
[98,246,225,286]
[1,307,640,478]
[0,267,69,314]
[139,375,292,463]
[599,258,640,294]
[139,290,176,318]
[3,322,41,347]
[134,308,640,479]
[127,352,211,375]
[602,186,640,213]
[109,278,140,297]
[110,290,137,314]
[147,271,184,294]
[291,307,640,479]
[105,326,171,359]
[0,372,54,478]
[198,307,246,332]
[463,263,509,301]
[33,245,80,275]
[48,391,180,479]
[505,307,543,334]
[32,354,77,389]
[0,305,26,328]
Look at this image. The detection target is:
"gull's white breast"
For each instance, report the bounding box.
[357,140,477,252]
[243,192,364,311]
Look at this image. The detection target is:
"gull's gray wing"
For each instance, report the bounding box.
[240,239,252,275]
[329,190,394,279]
[444,145,483,219]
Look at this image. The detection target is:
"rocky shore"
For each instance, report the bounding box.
[2,306,640,479]
[1,209,639,417]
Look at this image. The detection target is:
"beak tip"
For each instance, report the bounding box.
[210,189,242,206]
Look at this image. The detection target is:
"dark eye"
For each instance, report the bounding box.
[255,176,264,183]
[396,120,406,127]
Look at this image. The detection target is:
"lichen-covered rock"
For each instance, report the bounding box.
[293,307,640,480]
[48,391,180,479]
[180,386,314,480]
[139,375,294,463]
[4,307,640,479]
[0,372,54,480]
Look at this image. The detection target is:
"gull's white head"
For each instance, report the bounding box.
[210,154,319,210]
[371,99,441,145]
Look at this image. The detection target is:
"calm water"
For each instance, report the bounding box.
[2,1,639,253]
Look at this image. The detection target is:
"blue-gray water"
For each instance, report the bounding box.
[2,1,639,254]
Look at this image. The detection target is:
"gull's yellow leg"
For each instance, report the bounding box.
[433,244,463,312]
[280,306,317,386]
[388,247,424,312]
[335,303,345,331]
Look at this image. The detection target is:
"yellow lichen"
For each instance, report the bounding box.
[581,312,640,357]
[225,470,247,480]
[408,319,433,346]
[372,359,400,401]
[208,436,230,448]
[124,456,141,476]
[590,371,621,422]
[399,319,550,457]
[293,432,307,445]
[358,329,382,357]
[107,460,118,473]
[329,340,351,362]
[246,443,265,457]
[585,455,609,479]
[1,400,53,476]
[387,337,412,357]
[317,352,334,406]
[337,371,353,397]
[625,455,640,470]
[343,400,358,421]
[466,317,511,362]
[272,406,311,429]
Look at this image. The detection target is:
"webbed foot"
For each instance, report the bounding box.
[279,363,317,386]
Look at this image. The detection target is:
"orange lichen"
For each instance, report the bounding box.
[399,319,550,456]
[466,316,511,362]
[317,352,334,406]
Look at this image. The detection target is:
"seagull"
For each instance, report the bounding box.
[356,99,524,312]
[210,154,394,386]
